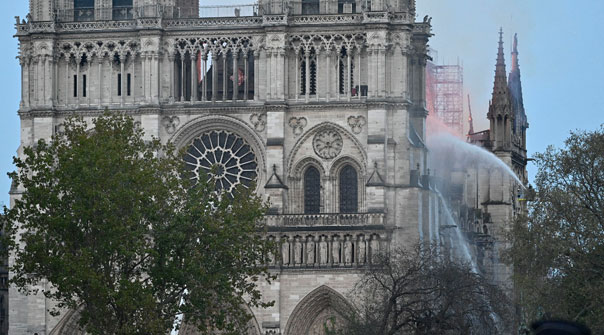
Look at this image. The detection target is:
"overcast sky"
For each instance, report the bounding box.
[0,1,603,205]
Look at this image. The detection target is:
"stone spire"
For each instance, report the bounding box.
[490,28,511,110]
[488,29,513,151]
[508,33,528,135]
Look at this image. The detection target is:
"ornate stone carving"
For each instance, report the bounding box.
[347,115,366,134]
[313,129,343,159]
[288,117,307,136]
[250,112,266,132]
[162,116,180,134]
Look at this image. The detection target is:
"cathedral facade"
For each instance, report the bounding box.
[11,0,526,334]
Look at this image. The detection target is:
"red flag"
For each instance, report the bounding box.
[230,68,245,86]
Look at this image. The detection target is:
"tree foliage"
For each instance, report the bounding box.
[1,113,274,335]
[328,244,513,335]
[507,125,604,333]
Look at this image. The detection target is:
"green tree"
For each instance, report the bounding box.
[507,126,604,333]
[1,113,274,335]
[328,245,513,335]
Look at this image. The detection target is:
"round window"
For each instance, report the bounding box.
[184,130,258,193]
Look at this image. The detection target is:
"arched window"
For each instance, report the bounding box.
[339,165,358,213]
[304,166,321,214]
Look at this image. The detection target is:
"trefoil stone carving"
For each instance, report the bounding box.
[288,117,307,136]
[347,115,366,134]
[250,112,266,132]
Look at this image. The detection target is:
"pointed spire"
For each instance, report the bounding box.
[490,28,510,110]
[508,33,528,133]
[511,33,519,72]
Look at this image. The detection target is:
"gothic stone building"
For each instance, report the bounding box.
[10,0,524,334]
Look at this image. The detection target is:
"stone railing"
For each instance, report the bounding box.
[265,212,385,228]
[290,13,362,25]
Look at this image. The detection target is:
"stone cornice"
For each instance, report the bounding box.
[19,100,415,118]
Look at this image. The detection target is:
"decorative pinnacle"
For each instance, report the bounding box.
[491,28,509,106]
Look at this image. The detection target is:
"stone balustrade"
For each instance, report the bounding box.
[265,212,385,228]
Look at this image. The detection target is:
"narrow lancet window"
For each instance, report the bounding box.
[339,165,358,213]
[304,166,321,214]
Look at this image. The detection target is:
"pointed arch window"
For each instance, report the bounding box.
[339,165,358,213]
[304,166,321,214]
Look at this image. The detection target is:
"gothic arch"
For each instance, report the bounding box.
[287,122,366,214]
[289,157,326,213]
[284,285,352,335]
[287,121,366,177]
[170,114,267,189]
[328,156,366,213]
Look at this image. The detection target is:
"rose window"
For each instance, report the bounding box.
[184,130,258,193]
[313,129,343,159]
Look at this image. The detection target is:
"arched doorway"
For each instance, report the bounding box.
[284,285,351,335]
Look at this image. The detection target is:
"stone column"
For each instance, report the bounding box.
[180,54,186,102]
[141,53,147,102]
[191,51,197,102]
[168,54,175,102]
[243,51,249,100]
[97,56,103,105]
[266,50,272,100]
[305,49,310,102]
[231,50,238,101]
[120,54,126,106]
[347,48,351,101]
[222,53,227,102]
[201,52,208,101]
[212,52,217,102]
[253,50,259,101]
[19,57,29,109]
[294,49,299,101]
[326,48,331,101]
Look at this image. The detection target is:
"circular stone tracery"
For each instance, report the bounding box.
[313,129,343,159]
[184,130,258,193]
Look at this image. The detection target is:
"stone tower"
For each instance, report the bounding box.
[13,0,434,333]
[464,30,529,285]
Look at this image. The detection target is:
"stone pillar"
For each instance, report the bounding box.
[191,52,197,102]
[19,57,30,109]
[231,50,238,101]
[168,54,175,102]
[253,50,259,101]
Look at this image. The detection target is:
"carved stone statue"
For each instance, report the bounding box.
[319,235,328,265]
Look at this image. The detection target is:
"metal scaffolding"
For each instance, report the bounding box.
[426,60,464,136]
